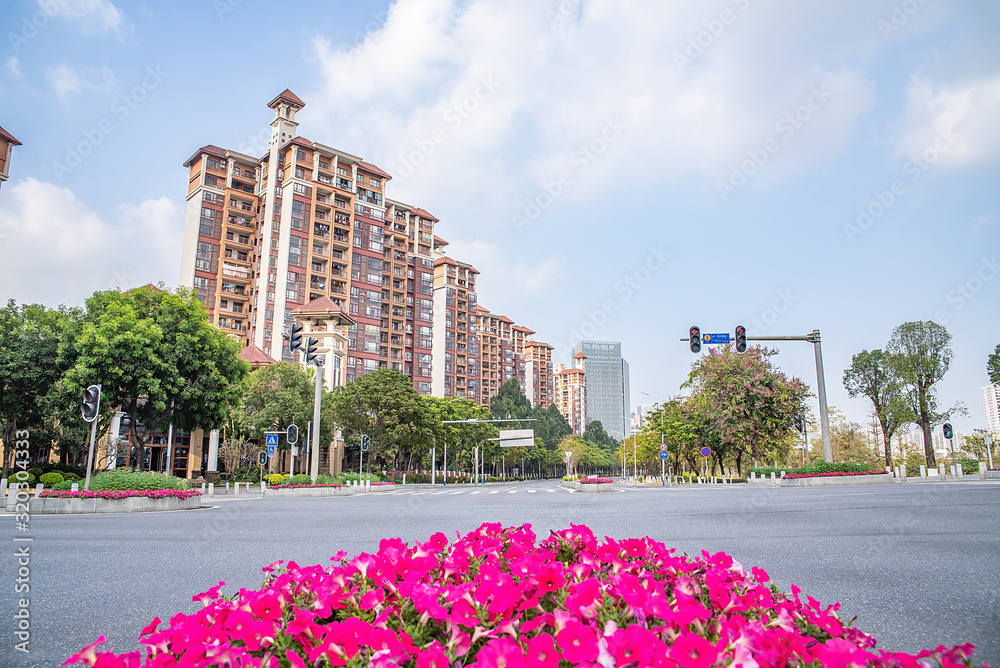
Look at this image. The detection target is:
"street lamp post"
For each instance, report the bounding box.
[642,391,666,486]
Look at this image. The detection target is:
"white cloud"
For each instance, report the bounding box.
[40,0,132,40]
[0,178,183,306]
[6,57,23,79]
[45,63,117,102]
[301,0,881,226]
[443,238,567,299]
[892,72,1000,167]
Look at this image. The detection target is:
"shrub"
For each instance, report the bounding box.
[89,469,190,491]
[52,480,76,491]
[62,472,81,482]
[267,473,288,485]
[956,458,980,475]
[287,474,312,486]
[41,462,87,478]
[28,467,43,479]
[39,471,65,487]
[749,461,875,477]
[12,472,35,486]
[64,523,980,668]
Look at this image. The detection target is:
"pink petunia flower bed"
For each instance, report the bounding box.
[783,470,889,480]
[580,478,614,484]
[39,489,201,500]
[64,523,981,668]
[270,484,346,489]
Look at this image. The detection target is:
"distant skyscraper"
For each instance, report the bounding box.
[984,384,1000,437]
[572,340,630,441]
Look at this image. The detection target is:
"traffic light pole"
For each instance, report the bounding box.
[309,357,323,483]
[680,329,833,462]
[82,384,102,491]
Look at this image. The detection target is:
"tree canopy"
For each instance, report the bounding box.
[843,349,912,469]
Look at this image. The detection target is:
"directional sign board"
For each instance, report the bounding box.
[266,433,279,457]
[659,451,669,460]
[702,333,730,344]
[499,429,535,448]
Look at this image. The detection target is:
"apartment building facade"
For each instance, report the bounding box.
[984,383,1000,438]
[180,90,442,395]
[554,353,587,434]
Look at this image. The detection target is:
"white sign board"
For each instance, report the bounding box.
[498,428,534,448]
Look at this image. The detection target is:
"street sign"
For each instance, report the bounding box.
[291,446,299,457]
[659,451,668,461]
[258,451,267,466]
[660,443,667,452]
[700,446,711,457]
[498,428,534,448]
[266,433,279,457]
[702,333,730,344]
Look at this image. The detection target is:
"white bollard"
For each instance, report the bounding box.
[920,465,926,478]
[979,462,988,480]
[260,481,266,494]
[71,483,79,492]
[201,482,206,493]
[35,483,43,497]
[403,474,406,485]
[956,464,964,478]
[6,486,18,511]
[894,466,900,479]
[886,466,892,475]
[0,478,6,499]
[235,481,240,497]
[950,465,957,478]
[770,472,776,483]
[900,464,906,482]
[226,482,230,493]
[208,483,215,497]
[366,480,371,491]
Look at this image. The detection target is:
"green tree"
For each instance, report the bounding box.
[328,369,422,474]
[0,300,81,475]
[887,321,960,468]
[61,286,248,469]
[490,378,532,420]
[240,362,332,448]
[988,344,1000,385]
[683,345,809,473]
[582,420,615,450]
[644,400,699,475]
[843,349,912,469]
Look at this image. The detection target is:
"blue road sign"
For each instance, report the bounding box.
[266,433,278,457]
[702,333,730,344]
[659,451,669,460]
[700,446,711,457]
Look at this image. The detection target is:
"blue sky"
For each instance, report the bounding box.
[1,0,998,434]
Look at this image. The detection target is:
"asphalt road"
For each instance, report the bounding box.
[2,479,998,668]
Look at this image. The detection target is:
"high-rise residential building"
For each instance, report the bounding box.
[179,90,439,394]
[525,339,554,408]
[477,307,526,405]
[0,125,21,190]
[984,384,1000,438]
[431,255,480,400]
[572,340,630,441]
[554,353,587,434]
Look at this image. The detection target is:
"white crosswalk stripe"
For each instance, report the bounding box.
[469,491,481,495]
[450,491,464,495]
[489,490,500,494]
[507,490,517,494]
[528,489,536,493]
[431,491,449,495]
[546,489,555,493]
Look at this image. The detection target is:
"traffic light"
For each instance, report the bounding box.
[735,325,747,353]
[689,326,701,353]
[81,385,101,422]
[289,324,303,351]
[258,450,267,466]
[305,337,319,364]
[360,434,370,452]
[793,414,803,434]
[943,423,953,440]
[286,423,299,445]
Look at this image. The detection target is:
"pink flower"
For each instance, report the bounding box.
[416,642,449,668]
[526,633,560,668]
[555,618,599,664]
[473,637,526,668]
[669,634,718,668]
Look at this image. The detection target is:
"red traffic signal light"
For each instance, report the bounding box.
[689,326,701,353]
[81,385,101,423]
[735,325,747,353]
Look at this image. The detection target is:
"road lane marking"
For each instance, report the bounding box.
[469,491,481,495]
[507,490,517,494]
[489,490,500,494]
[528,489,536,493]
[450,491,464,495]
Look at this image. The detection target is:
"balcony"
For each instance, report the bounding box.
[314,223,330,238]
[335,178,352,191]
[221,264,250,280]
[333,198,350,210]
[314,211,330,221]
[220,284,246,296]
[317,174,333,185]
[309,280,326,291]
[228,215,254,228]
[229,199,254,212]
